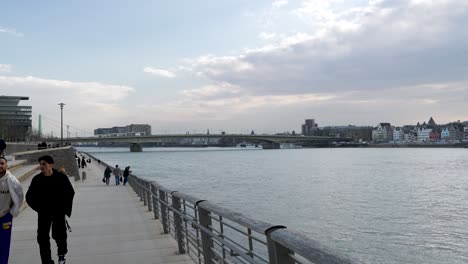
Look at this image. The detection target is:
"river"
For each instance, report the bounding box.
[79,147,468,264]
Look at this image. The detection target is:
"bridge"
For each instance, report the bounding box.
[48,134,350,151]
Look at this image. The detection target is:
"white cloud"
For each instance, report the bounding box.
[0,64,12,73]
[0,75,135,136]
[182,0,468,97]
[0,75,133,101]
[181,83,241,100]
[143,67,176,78]
[0,26,24,37]
[258,32,277,40]
[272,0,288,9]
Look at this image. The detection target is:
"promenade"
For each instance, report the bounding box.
[9,160,192,264]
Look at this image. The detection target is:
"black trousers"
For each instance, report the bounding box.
[37,214,68,264]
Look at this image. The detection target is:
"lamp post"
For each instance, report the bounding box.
[58,103,65,147]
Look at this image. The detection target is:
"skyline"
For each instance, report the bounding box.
[1,0,468,136]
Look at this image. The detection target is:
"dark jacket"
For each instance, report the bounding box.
[26,169,75,217]
[123,167,130,177]
[104,167,112,178]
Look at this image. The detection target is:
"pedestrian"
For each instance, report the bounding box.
[123,166,131,186]
[103,166,112,186]
[77,157,81,169]
[80,157,86,168]
[0,157,24,264]
[26,155,75,264]
[113,165,122,185]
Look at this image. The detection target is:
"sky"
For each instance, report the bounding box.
[1,0,467,136]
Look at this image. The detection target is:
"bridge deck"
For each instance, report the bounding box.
[9,161,192,264]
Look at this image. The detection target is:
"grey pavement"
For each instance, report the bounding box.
[10,161,192,264]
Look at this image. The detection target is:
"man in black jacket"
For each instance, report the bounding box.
[26,155,75,264]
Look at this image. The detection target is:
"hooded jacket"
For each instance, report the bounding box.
[3,170,24,217]
[26,169,75,217]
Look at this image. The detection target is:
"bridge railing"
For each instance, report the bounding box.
[127,174,361,264]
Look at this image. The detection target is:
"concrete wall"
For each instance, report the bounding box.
[4,143,38,156]
[13,146,79,180]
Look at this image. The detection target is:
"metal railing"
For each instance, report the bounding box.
[127,175,362,264]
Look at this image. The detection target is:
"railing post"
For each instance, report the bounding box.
[146,182,152,211]
[159,189,169,234]
[139,179,144,202]
[266,229,294,264]
[171,193,186,254]
[142,180,148,206]
[151,182,159,219]
[198,204,214,264]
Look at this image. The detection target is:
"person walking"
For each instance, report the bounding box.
[122,166,131,186]
[26,155,75,264]
[113,165,122,185]
[80,157,86,168]
[0,157,24,264]
[103,166,112,186]
[77,157,81,169]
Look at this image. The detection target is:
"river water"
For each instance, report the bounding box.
[80,147,468,264]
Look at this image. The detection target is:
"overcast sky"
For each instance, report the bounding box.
[1,0,467,136]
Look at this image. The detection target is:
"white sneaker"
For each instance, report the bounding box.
[58,255,66,264]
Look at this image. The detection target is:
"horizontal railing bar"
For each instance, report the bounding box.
[209,220,267,245]
[209,234,268,263]
[173,191,205,205]
[199,200,285,235]
[270,228,361,264]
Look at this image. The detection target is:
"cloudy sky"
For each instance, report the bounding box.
[1,0,467,136]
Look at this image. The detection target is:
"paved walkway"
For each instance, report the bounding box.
[9,161,192,264]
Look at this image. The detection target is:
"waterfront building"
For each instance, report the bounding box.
[429,129,441,141]
[372,123,393,142]
[441,127,450,140]
[95,124,151,137]
[417,128,433,142]
[393,127,405,142]
[301,119,319,136]
[0,96,32,141]
[445,124,464,141]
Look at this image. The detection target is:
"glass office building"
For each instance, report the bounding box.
[0,96,32,141]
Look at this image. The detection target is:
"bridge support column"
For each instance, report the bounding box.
[130,143,143,152]
[262,142,281,149]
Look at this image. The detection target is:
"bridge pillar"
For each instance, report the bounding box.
[262,142,281,149]
[130,143,143,152]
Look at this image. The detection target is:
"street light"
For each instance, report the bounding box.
[58,103,65,147]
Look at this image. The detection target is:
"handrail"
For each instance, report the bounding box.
[83,151,361,264]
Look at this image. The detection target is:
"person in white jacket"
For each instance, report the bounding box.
[0,157,24,264]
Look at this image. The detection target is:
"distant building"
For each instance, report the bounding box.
[301,119,319,136]
[464,127,468,141]
[0,96,32,141]
[393,127,405,142]
[372,123,393,142]
[428,117,436,126]
[417,128,432,142]
[441,127,450,140]
[429,129,441,141]
[448,124,464,141]
[94,124,151,137]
